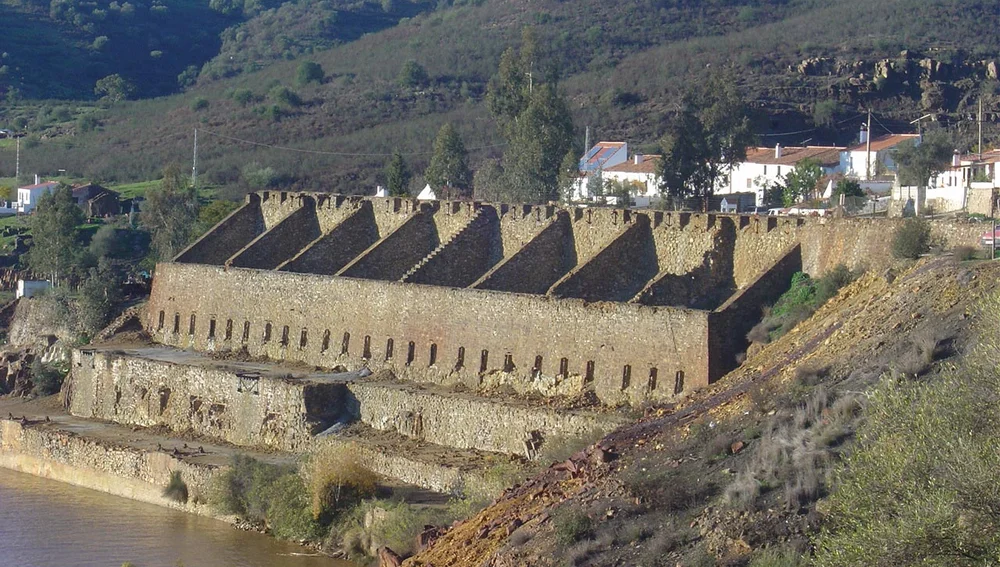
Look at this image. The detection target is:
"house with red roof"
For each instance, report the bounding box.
[717,144,845,205]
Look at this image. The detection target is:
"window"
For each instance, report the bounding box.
[585,361,595,383]
[533,355,543,375]
[157,311,164,330]
[621,365,632,391]
[674,371,685,395]
[242,321,251,343]
[648,368,658,391]
[385,338,394,361]
[503,354,515,372]
[281,326,289,346]
[559,358,569,377]
[225,319,233,341]
[321,330,330,353]
[299,328,308,349]
[208,318,216,339]
[188,314,196,336]
[263,323,272,343]
[341,332,350,355]
[173,313,180,334]
[363,336,372,359]
[429,343,437,366]
[406,341,416,365]
[456,346,465,370]
[746,178,752,189]
[480,350,489,373]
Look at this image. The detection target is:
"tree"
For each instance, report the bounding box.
[296,61,324,86]
[424,123,471,197]
[25,185,85,286]
[656,74,756,202]
[782,159,823,205]
[472,159,505,202]
[833,178,864,200]
[140,164,200,262]
[557,149,581,202]
[397,60,428,88]
[94,74,135,103]
[485,28,536,138]
[895,130,954,189]
[384,152,411,196]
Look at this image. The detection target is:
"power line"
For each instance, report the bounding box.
[198,128,506,157]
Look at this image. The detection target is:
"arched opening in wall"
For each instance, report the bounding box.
[533,355,543,377]
[560,358,569,377]
[406,341,415,366]
[363,336,372,360]
[321,330,331,353]
[621,365,632,391]
[157,311,164,330]
[208,318,216,339]
[173,313,180,334]
[455,347,465,371]
[429,343,437,366]
[648,368,658,391]
[242,321,251,343]
[280,325,290,347]
[503,353,515,373]
[263,323,272,343]
[189,314,196,336]
[341,332,350,355]
[299,328,308,349]
[674,371,684,395]
[585,361,595,383]
[480,350,489,374]
[385,338,394,361]
[225,319,233,341]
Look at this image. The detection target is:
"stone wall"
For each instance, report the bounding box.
[229,200,321,269]
[279,204,380,275]
[403,207,502,288]
[146,264,713,404]
[968,187,996,217]
[175,195,264,265]
[474,212,574,295]
[0,419,218,514]
[339,212,440,281]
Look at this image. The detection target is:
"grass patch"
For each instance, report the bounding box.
[748,265,856,344]
[553,505,593,546]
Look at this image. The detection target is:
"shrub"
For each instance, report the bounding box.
[891,217,931,259]
[190,97,209,111]
[210,455,292,521]
[953,244,978,261]
[535,428,606,467]
[267,473,323,540]
[296,60,325,86]
[30,360,65,396]
[163,471,189,503]
[553,506,592,546]
[305,443,378,523]
[397,60,428,88]
[231,88,255,107]
[268,85,301,107]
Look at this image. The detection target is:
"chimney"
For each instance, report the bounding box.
[775,144,783,159]
[634,154,642,165]
[952,150,961,168]
[859,125,869,144]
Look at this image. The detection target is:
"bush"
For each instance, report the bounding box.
[305,443,378,523]
[953,244,978,261]
[891,217,931,259]
[30,360,65,396]
[210,455,292,521]
[296,61,325,86]
[268,85,301,107]
[553,506,592,546]
[750,267,856,343]
[163,471,189,503]
[190,97,209,111]
[231,88,255,107]
[267,473,323,540]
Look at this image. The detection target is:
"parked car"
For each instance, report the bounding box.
[980,226,1000,248]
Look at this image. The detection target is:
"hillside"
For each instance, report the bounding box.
[4,0,1000,193]
[404,253,1000,566]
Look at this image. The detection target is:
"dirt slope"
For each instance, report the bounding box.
[404,255,1000,566]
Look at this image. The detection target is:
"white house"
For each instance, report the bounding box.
[602,154,662,207]
[17,180,59,214]
[718,144,843,205]
[16,279,50,299]
[417,184,437,201]
[374,185,388,198]
[839,131,920,180]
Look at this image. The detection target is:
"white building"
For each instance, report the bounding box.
[840,132,920,180]
[602,155,662,207]
[17,279,51,299]
[718,144,843,205]
[417,184,437,201]
[17,180,59,214]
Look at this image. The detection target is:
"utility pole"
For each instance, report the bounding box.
[979,97,984,160]
[14,136,19,188]
[192,128,198,188]
[865,109,872,181]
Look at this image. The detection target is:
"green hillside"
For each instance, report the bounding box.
[3,0,1000,194]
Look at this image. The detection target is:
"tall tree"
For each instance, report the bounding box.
[141,164,200,262]
[486,27,536,138]
[557,148,581,202]
[895,129,954,189]
[656,74,756,202]
[25,185,84,286]
[502,83,575,203]
[425,123,471,197]
[782,159,823,205]
[384,152,411,196]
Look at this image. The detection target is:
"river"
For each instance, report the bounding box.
[0,468,355,567]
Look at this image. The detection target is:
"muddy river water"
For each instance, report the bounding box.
[0,467,354,567]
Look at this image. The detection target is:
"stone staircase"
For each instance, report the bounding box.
[399,207,496,284]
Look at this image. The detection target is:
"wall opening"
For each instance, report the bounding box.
[674,371,685,395]
[263,323,272,343]
[173,313,180,334]
[208,318,216,339]
[225,319,233,341]
[321,330,330,353]
[429,343,437,366]
[648,368,658,391]
[621,364,632,391]
[533,355,543,377]
[385,338,394,361]
[503,353,515,372]
[480,350,488,374]
[280,325,290,346]
[560,357,569,377]
[188,314,196,336]
[456,346,465,371]
[363,335,372,359]
[585,361,595,383]
[341,332,350,355]
[242,321,250,343]
[157,311,164,330]
[299,328,308,349]
[406,341,415,365]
